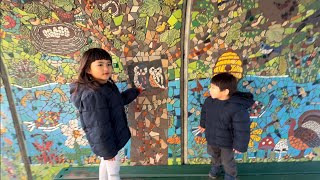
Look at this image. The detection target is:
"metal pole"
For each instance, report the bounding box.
[0,56,33,180]
[180,0,192,165]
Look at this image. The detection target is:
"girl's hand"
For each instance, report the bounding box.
[137,85,145,93]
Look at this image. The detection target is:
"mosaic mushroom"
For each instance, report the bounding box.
[273,139,288,161]
[258,135,275,158]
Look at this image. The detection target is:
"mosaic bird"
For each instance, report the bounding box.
[259,42,282,55]
[156,22,167,33]
[191,80,203,93]
[296,86,309,98]
[305,34,318,45]
[133,66,148,88]
[285,110,320,159]
[250,94,275,118]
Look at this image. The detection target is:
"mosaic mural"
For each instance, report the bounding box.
[1,0,183,178]
[0,0,319,179]
[187,0,320,164]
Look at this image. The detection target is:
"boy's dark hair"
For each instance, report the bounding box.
[211,72,238,96]
[75,48,112,91]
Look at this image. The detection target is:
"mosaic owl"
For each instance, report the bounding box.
[149,67,165,89]
[133,66,148,87]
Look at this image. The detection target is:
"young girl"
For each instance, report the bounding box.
[70,48,142,180]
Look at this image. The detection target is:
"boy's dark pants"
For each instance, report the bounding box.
[208,145,237,178]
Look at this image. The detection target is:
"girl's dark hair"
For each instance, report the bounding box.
[74,48,112,91]
[211,72,238,96]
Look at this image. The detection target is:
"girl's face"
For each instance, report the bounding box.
[87,59,113,84]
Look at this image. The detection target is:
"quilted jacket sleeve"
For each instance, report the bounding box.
[200,98,209,128]
[232,109,251,153]
[121,88,140,105]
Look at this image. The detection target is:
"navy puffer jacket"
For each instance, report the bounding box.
[70,81,139,159]
[200,92,254,152]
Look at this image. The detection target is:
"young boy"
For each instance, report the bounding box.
[198,72,254,180]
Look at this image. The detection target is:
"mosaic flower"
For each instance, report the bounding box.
[3,15,16,29]
[167,134,181,165]
[61,119,88,148]
[0,126,7,135]
[36,111,60,127]
[167,134,181,144]
[84,155,100,164]
[7,59,39,87]
[194,0,215,19]
[1,14,20,33]
[194,136,206,144]
[249,122,263,148]
[196,14,209,25]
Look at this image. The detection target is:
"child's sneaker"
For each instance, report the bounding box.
[208,165,222,179]
[208,172,218,179]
